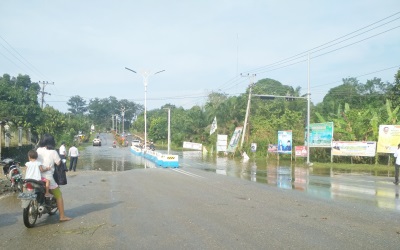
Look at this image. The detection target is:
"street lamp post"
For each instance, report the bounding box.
[118,106,131,135]
[125,67,165,151]
[307,54,311,165]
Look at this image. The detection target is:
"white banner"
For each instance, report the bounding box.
[227,127,242,153]
[183,141,203,151]
[217,134,228,152]
[332,141,376,157]
[210,116,217,135]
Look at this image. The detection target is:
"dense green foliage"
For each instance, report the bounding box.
[1,68,400,165]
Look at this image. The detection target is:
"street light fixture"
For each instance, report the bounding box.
[125,67,165,151]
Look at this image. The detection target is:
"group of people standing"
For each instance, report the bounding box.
[59,142,80,172]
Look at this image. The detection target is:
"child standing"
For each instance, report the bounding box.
[25,150,53,197]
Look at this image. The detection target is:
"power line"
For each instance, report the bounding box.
[0,35,49,80]
[312,65,400,89]
[243,12,400,75]
[213,12,400,95]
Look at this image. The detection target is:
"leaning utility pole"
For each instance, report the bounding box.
[240,73,256,149]
[39,81,54,109]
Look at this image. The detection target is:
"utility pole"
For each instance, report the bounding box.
[240,73,256,149]
[38,81,54,109]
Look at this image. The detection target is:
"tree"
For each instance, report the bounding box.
[0,74,42,131]
[67,95,87,115]
[388,68,400,107]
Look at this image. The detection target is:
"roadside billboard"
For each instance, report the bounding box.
[295,146,307,157]
[278,130,292,154]
[331,141,376,157]
[305,122,333,147]
[377,125,400,153]
[268,144,278,153]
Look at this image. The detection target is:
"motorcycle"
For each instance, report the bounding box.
[1,158,23,192]
[17,179,58,228]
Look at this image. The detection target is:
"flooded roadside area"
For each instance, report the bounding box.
[180,150,400,211]
[76,134,400,212]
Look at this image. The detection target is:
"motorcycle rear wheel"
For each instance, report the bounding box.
[23,200,38,228]
[48,199,58,215]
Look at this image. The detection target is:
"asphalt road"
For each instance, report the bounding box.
[1,167,400,249]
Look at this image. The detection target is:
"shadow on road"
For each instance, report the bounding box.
[0,211,20,228]
[67,201,123,217]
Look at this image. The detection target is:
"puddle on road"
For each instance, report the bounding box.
[76,141,400,211]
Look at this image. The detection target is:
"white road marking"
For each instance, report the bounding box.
[171,169,205,178]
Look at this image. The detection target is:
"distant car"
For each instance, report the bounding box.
[93,138,101,146]
[132,140,141,147]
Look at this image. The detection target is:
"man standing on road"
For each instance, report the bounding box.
[59,142,67,160]
[393,143,400,185]
[59,142,68,172]
[68,144,79,172]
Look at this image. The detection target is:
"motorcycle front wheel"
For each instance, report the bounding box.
[17,181,23,192]
[23,200,38,228]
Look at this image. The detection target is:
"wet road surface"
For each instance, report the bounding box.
[81,133,400,212]
[1,167,400,249]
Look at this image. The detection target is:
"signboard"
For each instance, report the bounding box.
[377,125,400,153]
[182,141,202,151]
[216,134,228,152]
[295,146,307,157]
[278,130,292,154]
[268,144,278,153]
[331,141,376,157]
[251,143,257,152]
[227,127,243,152]
[306,122,333,147]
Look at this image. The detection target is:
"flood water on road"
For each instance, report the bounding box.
[77,134,400,212]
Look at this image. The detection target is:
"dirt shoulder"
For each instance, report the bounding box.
[0,173,15,195]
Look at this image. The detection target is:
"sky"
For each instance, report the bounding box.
[1,1,399,113]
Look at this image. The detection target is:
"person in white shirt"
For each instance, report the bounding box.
[59,142,67,172]
[37,133,71,222]
[59,142,66,159]
[68,144,79,172]
[394,143,400,185]
[25,150,52,197]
